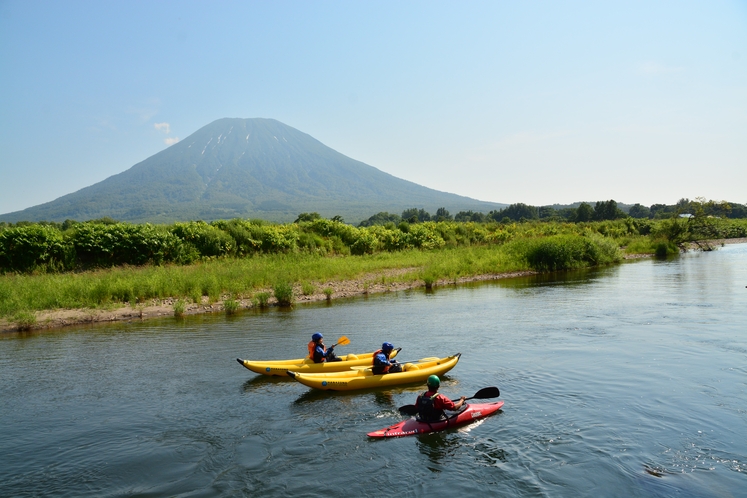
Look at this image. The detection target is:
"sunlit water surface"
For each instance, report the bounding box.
[1,244,746,497]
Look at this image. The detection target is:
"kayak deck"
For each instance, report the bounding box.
[367,400,504,438]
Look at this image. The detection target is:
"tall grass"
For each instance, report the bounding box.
[0,232,642,317]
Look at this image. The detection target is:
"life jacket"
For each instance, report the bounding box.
[417,391,444,422]
[308,341,326,363]
[372,349,390,374]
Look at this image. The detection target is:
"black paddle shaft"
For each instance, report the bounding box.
[398,386,500,416]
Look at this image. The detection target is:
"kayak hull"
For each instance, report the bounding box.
[237,348,401,376]
[287,353,461,391]
[367,400,504,438]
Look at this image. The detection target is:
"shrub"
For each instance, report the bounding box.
[254,292,270,308]
[223,296,240,315]
[323,287,333,301]
[72,223,184,268]
[0,225,73,273]
[173,299,186,317]
[518,234,621,271]
[171,221,233,257]
[273,281,294,306]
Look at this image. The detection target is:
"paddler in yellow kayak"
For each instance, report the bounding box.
[308,332,341,363]
[372,342,402,374]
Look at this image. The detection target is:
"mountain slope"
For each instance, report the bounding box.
[1,118,506,224]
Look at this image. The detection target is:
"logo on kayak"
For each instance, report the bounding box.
[322,381,327,386]
[266,367,271,372]
[472,411,482,418]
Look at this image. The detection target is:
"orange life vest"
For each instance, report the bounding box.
[372,349,390,373]
[309,340,326,362]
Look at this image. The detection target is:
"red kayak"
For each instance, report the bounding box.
[367,401,504,438]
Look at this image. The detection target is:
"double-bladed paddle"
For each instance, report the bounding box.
[398,386,501,416]
[350,356,440,371]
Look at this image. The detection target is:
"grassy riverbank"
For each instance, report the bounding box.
[1,233,624,328]
[3,215,746,331]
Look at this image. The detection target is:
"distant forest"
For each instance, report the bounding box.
[357,198,747,226]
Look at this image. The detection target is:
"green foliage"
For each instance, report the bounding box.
[294,212,321,223]
[77,222,185,268]
[223,296,240,315]
[628,203,651,219]
[455,210,486,222]
[490,203,539,222]
[210,219,262,256]
[273,281,294,306]
[301,281,316,295]
[593,200,626,221]
[0,224,73,273]
[323,287,333,300]
[13,310,37,330]
[173,299,186,317]
[171,221,233,258]
[254,292,271,308]
[511,234,622,272]
[358,212,402,227]
[575,203,594,222]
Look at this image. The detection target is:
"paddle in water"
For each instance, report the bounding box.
[398,386,501,416]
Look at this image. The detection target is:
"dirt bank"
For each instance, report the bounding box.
[1,268,538,333]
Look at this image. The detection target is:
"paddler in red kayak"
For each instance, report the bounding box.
[415,375,466,422]
[308,332,341,363]
[372,342,402,374]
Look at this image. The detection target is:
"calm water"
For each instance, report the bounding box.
[1,245,745,497]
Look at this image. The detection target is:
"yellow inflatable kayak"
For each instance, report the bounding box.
[236,348,401,376]
[286,353,461,391]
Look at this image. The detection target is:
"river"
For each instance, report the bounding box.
[1,244,745,497]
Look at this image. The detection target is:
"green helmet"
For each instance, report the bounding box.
[427,375,440,388]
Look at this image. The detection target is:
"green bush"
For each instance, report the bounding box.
[255,292,271,308]
[273,281,294,306]
[72,223,184,268]
[0,225,73,273]
[223,296,240,314]
[516,234,621,271]
[173,299,186,317]
[171,221,233,257]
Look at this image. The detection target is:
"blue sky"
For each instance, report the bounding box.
[1,0,745,216]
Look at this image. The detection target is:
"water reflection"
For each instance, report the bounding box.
[416,432,462,470]
[241,375,290,393]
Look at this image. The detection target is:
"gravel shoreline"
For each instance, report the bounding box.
[3,238,745,333]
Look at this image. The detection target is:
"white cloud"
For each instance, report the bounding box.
[154,122,171,134]
[164,137,180,145]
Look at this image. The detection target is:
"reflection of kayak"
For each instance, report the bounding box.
[237,348,401,376]
[367,400,504,438]
[287,353,461,391]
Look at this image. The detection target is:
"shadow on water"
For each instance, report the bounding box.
[416,432,464,470]
[241,374,293,393]
[292,383,430,407]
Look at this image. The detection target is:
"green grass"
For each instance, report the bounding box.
[0,232,661,318]
[173,299,186,317]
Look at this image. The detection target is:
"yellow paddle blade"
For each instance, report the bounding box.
[335,336,351,346]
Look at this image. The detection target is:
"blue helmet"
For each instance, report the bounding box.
[312,332,323,342]
[381,342,394,352]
